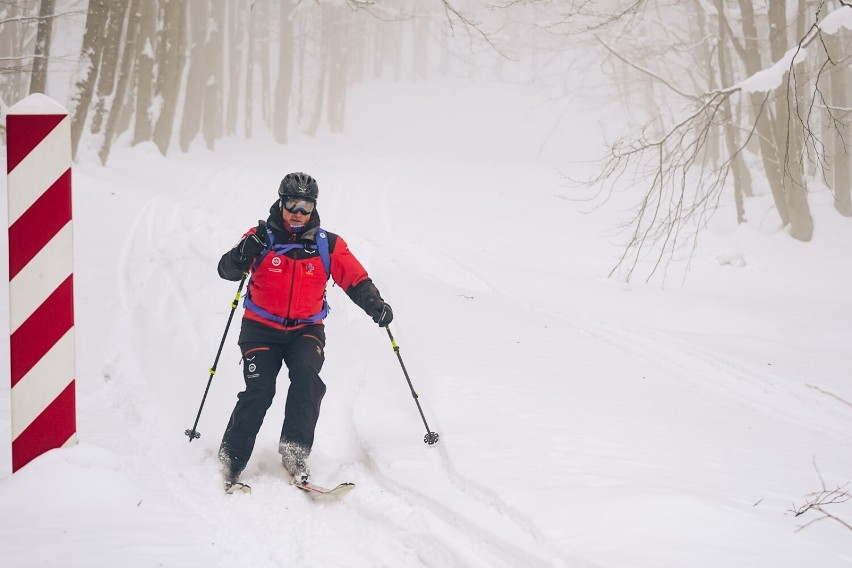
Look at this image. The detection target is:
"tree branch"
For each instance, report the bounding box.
[595,33,701,102]
[791,458,852,533]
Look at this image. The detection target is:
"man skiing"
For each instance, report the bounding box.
[217,172,393,493]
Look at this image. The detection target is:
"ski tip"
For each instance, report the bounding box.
[295,481,355,497]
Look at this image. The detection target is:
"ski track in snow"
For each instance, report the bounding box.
[347,392,581,568]
[565,315,849,433]
[5,83,851,564]
[102,161,590,568]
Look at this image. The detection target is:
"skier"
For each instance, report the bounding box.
[217,172,393,493]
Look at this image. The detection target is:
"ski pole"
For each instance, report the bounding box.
[385,325,440,445]
[185,272,248,442]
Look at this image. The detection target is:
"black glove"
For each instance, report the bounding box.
[238,232,265,262]
[372,302,393,327]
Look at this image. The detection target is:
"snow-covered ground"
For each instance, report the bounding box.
[2,78,852,567]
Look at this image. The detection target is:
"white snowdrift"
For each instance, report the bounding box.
[1,78,851,567]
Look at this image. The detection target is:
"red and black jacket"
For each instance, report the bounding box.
[218,202,387,340]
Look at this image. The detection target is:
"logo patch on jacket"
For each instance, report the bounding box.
[305,262,315,276]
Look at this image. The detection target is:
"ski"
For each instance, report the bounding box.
[223,478,352,496]
[293,480,355,497]
[225,482,252,495]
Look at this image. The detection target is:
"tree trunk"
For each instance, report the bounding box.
[768,0,812,240]
[779,82,813,241]
[348,10,366,86]
[258,0,270,126]
[827,27,851,216]
[714,0,751,223]
[0,3,29,105]
[372,17,384,79]
[296,7,308,122]
[202,0,225,149]
[69,0,110,159]
[325,4,346,133]
[412,12,428,82]
[273,0,295,144]
[132,0,157,145]
[737,0,789,225]
[303,7,326,137]
[226,0,243,136]
[99,0,142,165]
[29,0,55,95]
[179,0,209,152]
[152,0,187,155]
[693,3,719,169]
[91,0,130,136]
[244,1,254,138]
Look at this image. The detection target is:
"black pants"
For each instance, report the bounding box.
[219,325,326,477]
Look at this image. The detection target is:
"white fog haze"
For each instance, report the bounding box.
[1,1,852,566]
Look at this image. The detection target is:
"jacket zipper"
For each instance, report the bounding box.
[286,253,298,324]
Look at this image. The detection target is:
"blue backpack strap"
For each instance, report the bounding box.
[243,295,328,326]
[315,229,331,280]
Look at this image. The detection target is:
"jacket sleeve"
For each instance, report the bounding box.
[345,278,386,320]
[329,234,386,319]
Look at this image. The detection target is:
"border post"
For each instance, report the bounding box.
[6,93,76,472]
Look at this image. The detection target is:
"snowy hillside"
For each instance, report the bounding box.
[2,79,852,567]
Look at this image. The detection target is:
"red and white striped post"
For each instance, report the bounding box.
[6,93,76,472]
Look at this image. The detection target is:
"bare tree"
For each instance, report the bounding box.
[792,459,852,533]
[824,16,851,216]
[152,0,187,155]
[202,0,226,149]
[1,2,35,105]
[326,3,347,134]
[257,0,271,126]
[132,0,157,146]
[713,0,750,224]
[29,0,55,95]
[99,0,142,164]
[273,0,295,144]
[583,1,851,281]
[179,0,209,152]
[244,0,255,138]
[769,0,813,242]
[90,0,130,136]
[302,5,326,137]
[68,0,109,158]
[226,0,244,136]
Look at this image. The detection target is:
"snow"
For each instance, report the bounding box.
[818,4,852,35]
[7,93,68,115]
[2,78,852,567]
[736,45,808,94]
[735,5,852,94]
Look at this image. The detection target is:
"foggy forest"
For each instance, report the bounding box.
[3,3,852,566]
[2,0,852,278]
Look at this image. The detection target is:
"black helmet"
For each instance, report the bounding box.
[278,172,319,201]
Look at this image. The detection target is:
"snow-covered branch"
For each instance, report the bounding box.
[586,2,852,281]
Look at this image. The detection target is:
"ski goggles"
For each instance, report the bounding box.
[282,197,316,215]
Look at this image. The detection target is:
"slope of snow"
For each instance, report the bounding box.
[1,78,851,567]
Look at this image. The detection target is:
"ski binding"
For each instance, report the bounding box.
[225,481,252,495]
